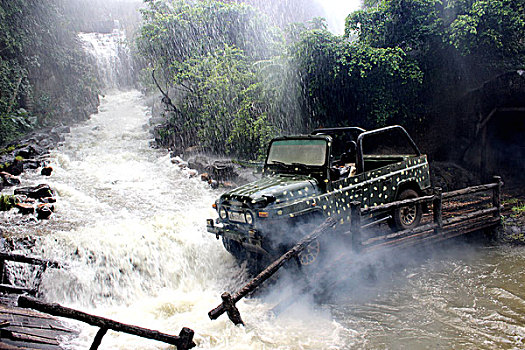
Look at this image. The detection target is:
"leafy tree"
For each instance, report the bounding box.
[0,0,99,144]
[346,0,525,110]
[290,27,423,128]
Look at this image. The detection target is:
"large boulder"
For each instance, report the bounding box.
[14,184,55,200]
[4,159,24,176]
[0,172,21,186]
[430,161,477,191]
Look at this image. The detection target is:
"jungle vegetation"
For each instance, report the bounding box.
[0,0,100,145]
[138,0,524,160]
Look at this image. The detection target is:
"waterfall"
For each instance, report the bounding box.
[79,21,134,90]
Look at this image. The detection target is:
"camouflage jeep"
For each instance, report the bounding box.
[207,126,431,272]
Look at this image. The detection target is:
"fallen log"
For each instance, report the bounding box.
[18,296,195,350]
[208,217,337,325]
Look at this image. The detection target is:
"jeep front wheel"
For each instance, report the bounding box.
[392,189,422,230]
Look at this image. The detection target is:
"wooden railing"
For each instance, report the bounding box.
[0,252,64,295]
[354,175,503,250]
[17,296,195,350]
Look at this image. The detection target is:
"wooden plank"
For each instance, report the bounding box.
[442,183,497,199]
[0,296,76,350]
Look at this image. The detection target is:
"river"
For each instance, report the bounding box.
[1,30,524,350]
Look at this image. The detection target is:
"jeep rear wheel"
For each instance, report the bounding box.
[392,189,422,230]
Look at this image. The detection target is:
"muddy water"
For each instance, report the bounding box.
[2,90,524,349]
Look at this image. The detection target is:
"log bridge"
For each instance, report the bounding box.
[209,176,504,325]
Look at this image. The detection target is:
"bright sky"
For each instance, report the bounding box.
[315,0,363,35]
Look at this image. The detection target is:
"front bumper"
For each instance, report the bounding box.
[206,219,268,255]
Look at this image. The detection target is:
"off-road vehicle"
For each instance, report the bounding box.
[207,126,431,271]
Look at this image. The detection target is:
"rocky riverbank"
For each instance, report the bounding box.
[0,127,65,223]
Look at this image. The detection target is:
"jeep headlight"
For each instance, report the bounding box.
[219,207,228,220]
[245,211,254,225]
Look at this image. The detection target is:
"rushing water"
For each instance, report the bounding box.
[1,29,524,350]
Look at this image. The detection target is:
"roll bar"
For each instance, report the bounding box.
[356,125,421,173]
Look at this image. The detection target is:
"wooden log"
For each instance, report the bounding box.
[442,182,498,199]
[17,296,195,350]
[0,283,37,295]
[208,217,337,323]
[363,206,499,247]
[492,176,502,218]
[350,202,362,252]
[433,187,443,234]
[362,195,434,215]
[443,206,498,226]
[0,252,63,269]
[220,292,244,326]
[89,327,108,350]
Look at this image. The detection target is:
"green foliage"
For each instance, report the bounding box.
[137,0,282,82]
[290,28,423,128]
[0,195,16,211]
[0,0,100,145]
[138,0,281,158]
[448,0,525,63]
[346,0,525,111]
[138,0,525,160]
[169,45,275,158]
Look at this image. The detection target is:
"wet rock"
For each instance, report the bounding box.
[14,184,54,200]
[16,203,35,215]
[430,162,477,191]
[16,144,44,159]
[187,169,198,178]
[188,155,239,181]
[39,197,56,204]
[23,159,41,169]
[41,166,53,176]
[201,173,211,182]
[0,172,20,186]
[36,203,54,220]
[210,180,219,189]
[4,159,24,176]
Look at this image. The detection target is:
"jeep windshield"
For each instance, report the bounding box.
[266,139,327,167]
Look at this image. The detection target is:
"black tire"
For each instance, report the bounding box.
[222,237,270,275]
[392,188,422,230]
[222,237,246,262]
